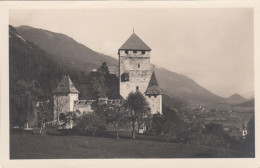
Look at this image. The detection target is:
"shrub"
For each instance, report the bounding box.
[75,112,106,137]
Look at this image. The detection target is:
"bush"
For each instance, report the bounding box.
[75,112,106,137]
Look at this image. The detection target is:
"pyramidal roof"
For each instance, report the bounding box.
[145,71,162,95]
[54,75,79,94]
[119,33,151,51]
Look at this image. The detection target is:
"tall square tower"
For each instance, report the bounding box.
[118,32,162,114]
[118,33,152,99]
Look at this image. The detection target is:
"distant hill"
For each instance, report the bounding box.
[234,98,254,107]
[226,94,247,104]
[242,90,254,100]
[15,25,227,105]
[155,67,225,105]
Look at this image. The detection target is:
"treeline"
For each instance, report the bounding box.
[151,106,255,156]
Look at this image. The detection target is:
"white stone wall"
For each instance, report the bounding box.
[69,93,78,111]
[146,95,162,115]
[53,94,70,121]
[119,51,152,99]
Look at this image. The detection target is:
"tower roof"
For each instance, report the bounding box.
[119,33,151,51]
[54,75,79,94]
[145,71,162,95]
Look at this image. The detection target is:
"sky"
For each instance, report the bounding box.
[9,8,254,98]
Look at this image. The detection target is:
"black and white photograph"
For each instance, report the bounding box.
[1,1,259,167]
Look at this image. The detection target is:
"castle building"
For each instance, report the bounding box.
[144,71,162,114]
[53,75,79,122]
[53,32,162,125]
[118,32,162,114]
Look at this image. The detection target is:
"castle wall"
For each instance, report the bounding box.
[73,100,94,115]
[119,55,152,99]
[146,95,162,115]
[119,50,151,57]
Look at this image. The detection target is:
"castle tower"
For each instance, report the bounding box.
[53,75,79,122]
[118,32,152,99]
[144,70,162,114]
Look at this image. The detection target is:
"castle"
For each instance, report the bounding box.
[118,32,162,114]
[53,32,162,125]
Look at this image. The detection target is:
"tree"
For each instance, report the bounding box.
[76,112,106,137]
[152,112,164,134]
[125,91,151,139]
[10,80,43,127]
[36,100,53,134]
[245,117,255,156]
[107,101,128,139]
[97,62,109,76]
[162,105,185,142]
[64,111,81,129]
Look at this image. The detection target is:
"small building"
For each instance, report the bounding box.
[144,71,162,115]
[53,75,79,122]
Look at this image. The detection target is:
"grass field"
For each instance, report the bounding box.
[10,129,249,159]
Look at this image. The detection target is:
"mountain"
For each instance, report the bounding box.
[155,67,225,105]
[239,99,254,107]
[242,90,254,100]
[234,98,254,107]
[9,25,64,97]
[15,25,226,105]
[226,93,247,104]
[16,25,118,73]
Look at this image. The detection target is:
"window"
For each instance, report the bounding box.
[154,95,157,98]
[142,51,145,54]
[138,64,140,68]
[121,72,129,82]
[59,113,65,121]
[125,50,128,54]
[133,50,137,53]
[136,86,139,91]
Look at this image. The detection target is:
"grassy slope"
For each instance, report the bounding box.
[10,131,247,159]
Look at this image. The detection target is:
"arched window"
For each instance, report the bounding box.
[121,72,129,82]
[59,113,65,121]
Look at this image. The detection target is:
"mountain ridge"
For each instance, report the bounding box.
[15,25,227,105]
[226,93,247,104]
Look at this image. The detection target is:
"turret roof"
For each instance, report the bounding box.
[119,33,151,51]
[145,71,162,95]
[53,75,79,94]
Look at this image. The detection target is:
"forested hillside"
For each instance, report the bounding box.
[9,25,119,126]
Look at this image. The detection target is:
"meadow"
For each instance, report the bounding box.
[10,129,249,159]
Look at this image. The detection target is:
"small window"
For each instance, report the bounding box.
[154,95,157,98]
[133,50,137,53]
[142,51,145,54]
[121,72,129,82]
[136,86,139,91]
[138,64,140,68]
[125,50,128,54]
[148,95,151,98]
